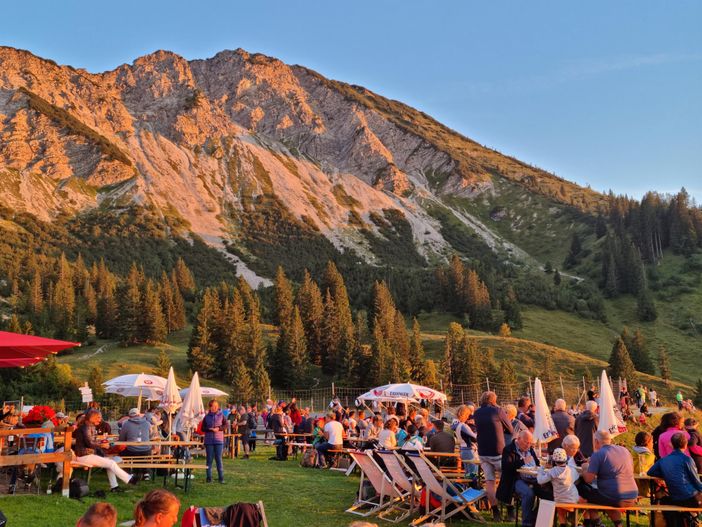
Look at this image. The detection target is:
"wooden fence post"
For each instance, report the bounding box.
[62,427,74,497]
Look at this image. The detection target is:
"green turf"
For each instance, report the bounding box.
[0,443,657,527]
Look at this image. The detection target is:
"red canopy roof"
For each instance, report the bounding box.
[0,331,80,368]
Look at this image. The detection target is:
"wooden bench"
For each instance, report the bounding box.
[554,502,702,527]
[117,462,207,493]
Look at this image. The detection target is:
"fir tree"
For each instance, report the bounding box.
[498,322,511,337]
[159,272,178,333]
[463,338,483,388]
[287,306,310,389]
[296,270,324,366]
[252,348,271,404]
[424,359,439,388]
[187,289,220,375]
[7,314,22,334]
[553,269,562,286]
[628,328,654,374]
[657,346,671,386]
[153,349,172,377]
[52,262,76,340]
[96,292,119,339]
[83,279,98,325]
[595,215,608,239]
[369,319,391,386]
[27,269,43,316]
[321,289,340,375]
[140,280,167,344]
[443,322,464,385]
[544,261,554,274]
[408,318,426,384]
[273,266,294,327]
[608,337,637,384]
[87,363,105,397]
[174,258,196,300]
[563,233,583,269]
[117,264,143,346]
[637,288,657,322]
[232,357,254,404]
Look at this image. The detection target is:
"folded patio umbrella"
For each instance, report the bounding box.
[597,370,626,437]
[533,377,559,444]
[177,372,205,439]
[0,331,79,368]
[160,367,182,436]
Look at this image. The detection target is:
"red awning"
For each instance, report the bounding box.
[0,331,80,368]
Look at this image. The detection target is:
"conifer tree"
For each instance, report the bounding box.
[628,328,654,374]
[657,346,671,385]
[424,359,439,388]
[27,269,43,316]
[498,322,511,337]
[321,289,340,375]
[52,262,76,339]
[287,306,309,388]
[170,273,187,330]
[153,349,172,377]
[83,279,98,325]
[252,349,272,404]
[464,338,483,388]
[140,280,167,344]
[118,264,143,346]
[187,289,220,375]
[159,272,178,333]
[553,269,562,286]
[443,322,464,385]
[296,270,324,366]
[232,357,254,403]
[608,337,637,384]
[174,258,196,300]
[369,319,391,386]
[274,266,294,327]
[497,360,517,387]
[7,314,22,334]
[637,288,657,322]
[87,363,105,398]
[96,291,119,339]
[408,318,426,384]
[564,233,583,269]
[391,310,410,380]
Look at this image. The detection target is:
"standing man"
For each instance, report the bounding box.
[575,400,599,457]
[474,391,514,522]
[201,399,225,483]
[676,390,684,410]
[550,399,575,453]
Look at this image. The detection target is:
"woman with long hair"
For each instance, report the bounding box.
[134,489,180,527]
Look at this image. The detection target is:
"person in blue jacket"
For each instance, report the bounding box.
[201,399,226,483]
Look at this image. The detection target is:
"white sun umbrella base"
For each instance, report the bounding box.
[533,377,559,444]
[598,370,626,437]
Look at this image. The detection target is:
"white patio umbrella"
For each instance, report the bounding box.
[533,377,559,445]
[597,370,626,437]
[103,373,167,408]
[160,367,182,437]
[355,383,447,405]
[177,372,205,440]
[179,386,228,398]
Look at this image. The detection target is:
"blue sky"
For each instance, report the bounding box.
[4,1,701,201]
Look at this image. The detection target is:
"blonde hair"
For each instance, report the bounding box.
[504,404,518,420]
[134,489,179,527]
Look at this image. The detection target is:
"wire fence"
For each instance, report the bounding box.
[23,375,629,419]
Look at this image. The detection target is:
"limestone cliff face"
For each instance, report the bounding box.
[0,46,602,272]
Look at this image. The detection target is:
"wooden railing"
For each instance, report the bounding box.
[0,427,74,496]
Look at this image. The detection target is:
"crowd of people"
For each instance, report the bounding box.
[76,489,180,527]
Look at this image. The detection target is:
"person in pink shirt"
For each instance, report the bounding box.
[657,412,702,459]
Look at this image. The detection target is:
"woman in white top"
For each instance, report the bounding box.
[401,425,424,451]
[377,419,398,450]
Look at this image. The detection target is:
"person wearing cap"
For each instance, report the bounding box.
[119,408,151,458]
[54,412,70,433]
[538,448,580,527]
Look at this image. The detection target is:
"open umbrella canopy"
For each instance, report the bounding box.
[356,383,447,404]
[597,370,626,437]
[533,377,559,443]
[103,373,166,389]
[179,386,228,398]
[105,385,164,400]
[0,331,79,368]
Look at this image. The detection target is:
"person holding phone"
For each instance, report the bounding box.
[202,399,225,483]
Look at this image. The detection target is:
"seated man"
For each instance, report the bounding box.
[497,429,544,527]
[580,430,638,527]
[427,420,455,453]
[76,502,117,527]
[647,432,702,527]
[315,412,344,468]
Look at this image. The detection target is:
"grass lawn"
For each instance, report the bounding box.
[0,442,658,527]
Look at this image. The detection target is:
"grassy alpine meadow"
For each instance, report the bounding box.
[0,443,658,527]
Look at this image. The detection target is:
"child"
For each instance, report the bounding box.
[537,448,580,527]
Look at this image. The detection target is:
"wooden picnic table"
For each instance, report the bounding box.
[113,440,201,447]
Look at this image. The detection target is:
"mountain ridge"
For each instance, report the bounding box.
[0,45,604,281]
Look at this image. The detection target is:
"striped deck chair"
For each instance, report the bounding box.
[346,450,408,520]
[405,452,486,526]
[375,450,421,522]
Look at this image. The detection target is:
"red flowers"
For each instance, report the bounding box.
[24,405,57,426]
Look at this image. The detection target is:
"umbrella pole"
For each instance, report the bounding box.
[137,387,143,412]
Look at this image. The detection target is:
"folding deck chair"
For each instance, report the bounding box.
[375,450,422,522]
[346,450,410,521]
[405,451,486,526]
